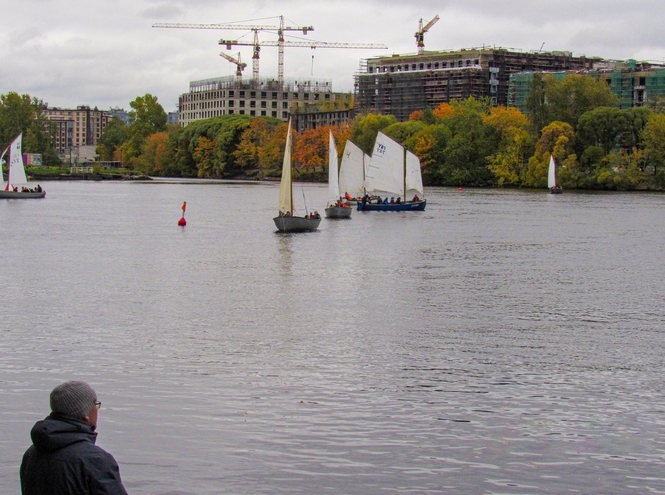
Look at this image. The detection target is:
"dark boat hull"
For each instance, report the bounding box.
[357,200,426,211]
[324,206,352,219]
[273,216,321,232]
[0,190,46,199]
[549,188,563,194]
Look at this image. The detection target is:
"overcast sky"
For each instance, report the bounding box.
[2,0,664,113]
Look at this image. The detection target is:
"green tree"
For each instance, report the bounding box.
[545,74,620,130]
[97,117,129,162]
[349,113,396,155]
[577,106,629,155]
[641,113,665,177]
[123,94,167,166]
[525,72,549,134]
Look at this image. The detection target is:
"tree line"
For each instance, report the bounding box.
[4,72,665,190]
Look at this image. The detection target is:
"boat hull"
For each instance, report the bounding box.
[0,190,46,199]
[325,206,352,219]
[357,200,426,211]
[549,188,563,195]
[273,216,321,232]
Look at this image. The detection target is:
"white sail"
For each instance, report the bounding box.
[0,145,7,189]
[327,131,340,206]
[338,140,368,199]
[365,132,405,198]
[547,155,557,189]
[405,150,424,199]
[277,121,293,214]
[8,133,27,186]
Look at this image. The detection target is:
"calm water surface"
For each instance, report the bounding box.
[1,181,665,494]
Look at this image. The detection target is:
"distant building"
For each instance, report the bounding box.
[167,111,179,125]
[42,105,110,154]
[178,76,350,128]
[108,107,132,125]
[509,59,665,112]
[354,47,599,121]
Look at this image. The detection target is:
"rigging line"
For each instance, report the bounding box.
[301,186,309,215]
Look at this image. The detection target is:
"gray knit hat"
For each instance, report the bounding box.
[50,381,98,418]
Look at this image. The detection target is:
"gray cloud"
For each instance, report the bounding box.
[2,1,664,111]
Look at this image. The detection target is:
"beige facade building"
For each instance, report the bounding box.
[178,76,351,129]
[42,105,110,154]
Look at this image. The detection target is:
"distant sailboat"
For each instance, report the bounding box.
[548,155,563,194]
[357,132,426,211]
[324,131,352,219]
[338,139,369,204]
[0,133,45,199]
[273,120,321,232]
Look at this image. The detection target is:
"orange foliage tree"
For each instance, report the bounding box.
[433,102,455,120]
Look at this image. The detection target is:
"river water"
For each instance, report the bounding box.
[1,180,665,494]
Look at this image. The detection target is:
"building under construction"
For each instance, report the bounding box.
[178,75,353,129]
[354,47,599,121]
[509,59,665,111]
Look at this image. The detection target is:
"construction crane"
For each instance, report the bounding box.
[219,38,388,84]
[415,15,439,55]
[153,16,313,85]
[219,51,246,82]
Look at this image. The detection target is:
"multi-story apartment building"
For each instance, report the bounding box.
[42,105,110,154]
[354,47,599,121]
[178,76,351,129]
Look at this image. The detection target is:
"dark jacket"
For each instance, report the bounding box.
[20,414,128,495]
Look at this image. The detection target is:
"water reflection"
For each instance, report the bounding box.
[1,182,665,494]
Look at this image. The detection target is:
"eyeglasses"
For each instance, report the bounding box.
[94,401,102,409]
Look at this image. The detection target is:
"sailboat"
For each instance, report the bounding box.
[324,131,351,219]
[0,133,45,199]
[548,155,563,194]
[338,139,369,205]
[357,132,426,211]
[273,119,321,232]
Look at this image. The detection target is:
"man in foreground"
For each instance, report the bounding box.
[20,380,128,494]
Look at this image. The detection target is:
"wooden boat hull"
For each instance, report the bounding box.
[0,190,46,199]
[324,206,352,219]
[273,216,321,232]
[357,200,426,211]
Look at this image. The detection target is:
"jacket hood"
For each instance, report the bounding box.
[30,413,97,454]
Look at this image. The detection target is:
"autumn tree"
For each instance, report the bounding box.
[484,106,533,186]
[525,121,576,188]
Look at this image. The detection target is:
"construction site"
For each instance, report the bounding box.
[509,59,665,111]
[353,47,599,121]
[155,16,383,129]
[162,15,665,126]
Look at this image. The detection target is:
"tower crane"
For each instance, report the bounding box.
[219,51,246,82]
[153,16,313,85]
[415,15,439,55]
[219,38,388,84]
